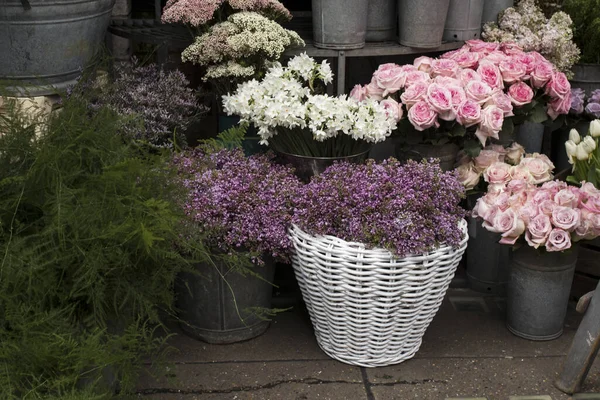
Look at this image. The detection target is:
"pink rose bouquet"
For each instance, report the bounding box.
[351,40,571,154]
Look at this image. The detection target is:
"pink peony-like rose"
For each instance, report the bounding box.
[465,80,494,104]
[365,78,384,100]
[448,85,467,111]
[434,76,461,87]
[545,71,571,99]
[525,213,552,248]
[551,206,580,231]
[475,105,504,145]
[373,63,406,96]
[401,81,428,109]
[483,162,511,185]
[477,61,504,90]
[520,157,553,184]
[426,83,455,121]
[508,82,534,107]
[381,98,404,122]
[459,68,482,86]
[431,58,460,77]
[505,142,525,164]
[531,61,555,89]
[407,100,439,131]
[474,149,504,171]
[456,99,482,127]
[456,162,481,190]
[482,51,509,65]
[499,59,527,83]
[500,42,524,55]
[546,228,572,252]
[490,209,525,244]
[349,84,368,101]
[413,56,433,73]
[487,92,514,117]
[515,52,536,74]
[548,92,572,120]
[466,39,499,54]
[404,71,431,88]
[510,165,533,182]
[454,52,480,69]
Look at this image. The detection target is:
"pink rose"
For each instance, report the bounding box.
[507,178,528,194]
[581,182,600,197]
[483,162,511,185]
[456,99,482,127]
[473,196,498,222]
[365,78,384,101]
[442,46,470,60]
[349,84,368,101]
[581,194,600,214]
[431,58,460,77]
[500,42,524,55]
[548,92,572,120]
[539,199,557,216]
[487,92,514,117]
[448,85,467,112]
[533,189,552,204]
[413,56,434,73]
[482,51,509,65]
[531,61,554,89]
[400,64,418,74]
[466,39,499,54]
[510,165,533,182]
[465,80,494,104]
[400,81,428,109]
[515,52,536,74]
[575,218,594,240]
[407,100,439,131]
[456,162,481,190]
[505,142,525,164]
[404,71,431,88]
[519,201,540,225]
[474,149,504,171]
[489,209,525,245]
[373,63,406,96]
[525,214,552,248]
[546,228,572,252]
[499,58,527,83]
[551,206,580,231]
[519,157,553,184]
[426,83,455,121]
[434,76,461,87]
[459,68,482,86]
[380,98,404,122]
[475,105,504,145]
[541,180,568,194]
[477,61,504,90]
[454,52,480,69]
[508,82,534,107]
[545,71,571,99]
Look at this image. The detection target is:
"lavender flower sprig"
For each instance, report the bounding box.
[570,88,600,119]
[293,159,466,258]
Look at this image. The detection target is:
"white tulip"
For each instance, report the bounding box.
[565,140,577,164]
[584,136,597,152]
[576,143,590,160]
[569,129,581,144]
[590,120,600,138]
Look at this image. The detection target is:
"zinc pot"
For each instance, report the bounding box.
[275,149,371,182]
[176,256,276,344]
[312,0,369,49]
[397,0,450,48]
[443,0,484,42]
[395,142,459,171]
[570,64,600,96]
[367,0,397,42]
[0,0,115,96]
[515,121,544,154]
[507,245,578,341]
[481,0,514,25]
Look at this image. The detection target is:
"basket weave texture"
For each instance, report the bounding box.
[289,219,468,367]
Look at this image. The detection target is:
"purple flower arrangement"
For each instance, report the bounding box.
[570,88,600,119]
[292,159,467,258]
[172,149,302,263]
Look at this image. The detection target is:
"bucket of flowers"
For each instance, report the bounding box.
[288,158,468,367]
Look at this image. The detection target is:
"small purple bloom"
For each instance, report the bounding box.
[570,88,586,114]
[590,89,600,104]
[586,102,600,118]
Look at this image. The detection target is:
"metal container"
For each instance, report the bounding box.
[176,257,276,344]
[397,0,450,48]
[570,64,600,96]
[312,0,369,49]
[0,0,115,96]
[395,142,459,171]
[367,0,397,42]
[275,149,371,182]
[507,245,578,341]
[481,0,514,25]
[443,0,484,42]
[466,218,511,295]
[515,121,544,154]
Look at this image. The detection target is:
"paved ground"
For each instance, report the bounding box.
[135,288,600,400]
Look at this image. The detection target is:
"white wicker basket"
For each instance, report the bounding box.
[289,220,468,367]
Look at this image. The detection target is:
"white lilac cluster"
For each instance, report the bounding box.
[222,54,397,145]
[482,0,579,74]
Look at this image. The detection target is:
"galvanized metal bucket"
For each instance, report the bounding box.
[481,0,514,25]
[312,0,369,49]
[176,256,276,344]
[507,245,578,341]
[443,0,484,42]
[570,64,600,96]
[397,0,450,48]
[0,0,115,96]
[515,121,544,154]
[395,142,459,171]
[367,0,397,42]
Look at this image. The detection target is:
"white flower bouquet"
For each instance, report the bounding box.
[222,54,397,157]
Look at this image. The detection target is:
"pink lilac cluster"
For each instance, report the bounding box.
[455,142,554,191]
[172,149,302,263]
[570,88,600,119]
[292,159,466,258]
[473,179,600,251]
[161,0,291,27]
[350,39,571,146]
